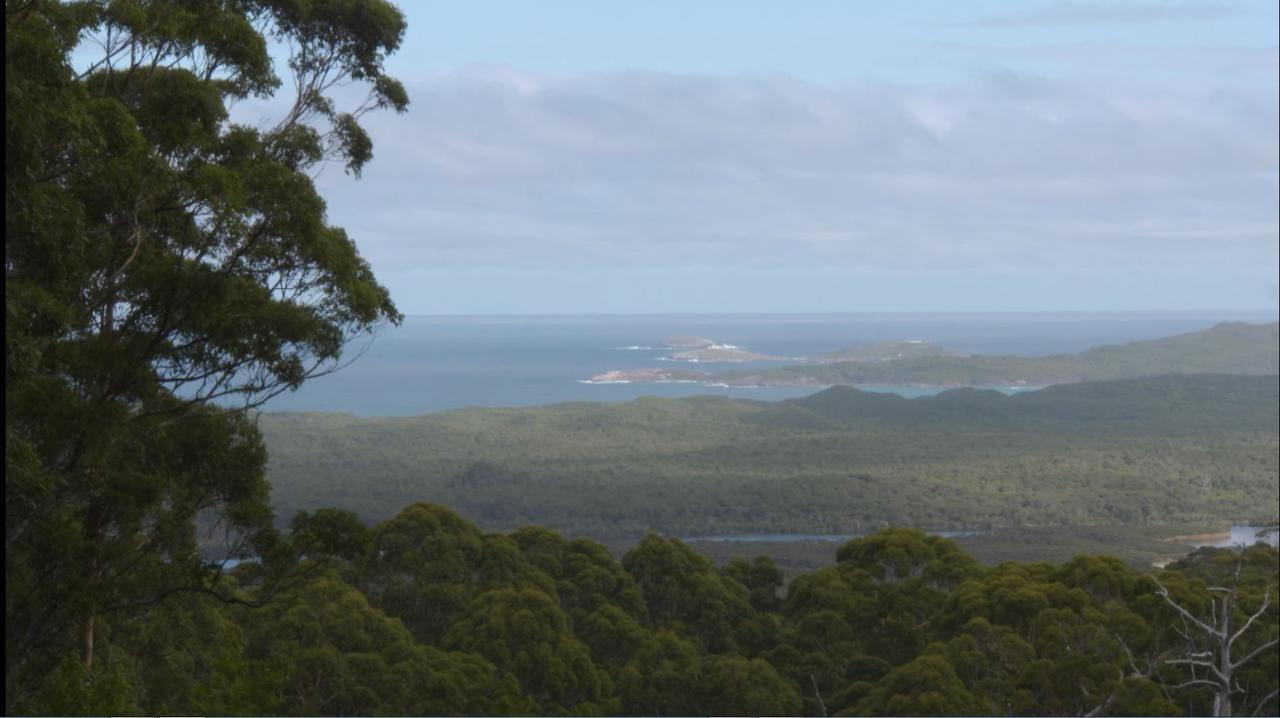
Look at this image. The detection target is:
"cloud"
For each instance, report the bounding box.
[964,2,1239,28]
[316,62,1276,285]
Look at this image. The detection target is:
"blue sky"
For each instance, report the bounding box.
[391,1,1275,82]
[306,1,1279,314]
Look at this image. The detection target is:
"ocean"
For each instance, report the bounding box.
[261,311,1278,417]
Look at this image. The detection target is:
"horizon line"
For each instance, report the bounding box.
[393,308,1280,319]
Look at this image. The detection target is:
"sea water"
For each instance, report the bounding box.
[260,311,1277,416]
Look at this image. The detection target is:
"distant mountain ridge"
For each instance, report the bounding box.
[716,321,1279,387]
[783,373,1279,429]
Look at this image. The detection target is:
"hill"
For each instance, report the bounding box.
[261,374,1279,543]
[815,340,959,363]
[716,321,1279,387]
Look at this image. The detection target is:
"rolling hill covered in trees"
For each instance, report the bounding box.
[261,374,1279,546]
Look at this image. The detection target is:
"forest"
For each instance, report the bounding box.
[262,374,1280,551]
[11,503,1280,716]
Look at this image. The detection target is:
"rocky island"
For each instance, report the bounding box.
[583,368,708,384]
[651,336,789,362]
[660,335,718,349]
[666,345,789,362]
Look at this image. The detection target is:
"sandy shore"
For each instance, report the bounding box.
[1160,530,1230,544]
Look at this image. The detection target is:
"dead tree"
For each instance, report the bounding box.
[1151,567,1278,717]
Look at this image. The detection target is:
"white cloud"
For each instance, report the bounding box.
[311,62,1276,295]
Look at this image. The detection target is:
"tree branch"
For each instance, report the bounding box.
[1152,576,1225,639]
[1252,688,1280,717]
[1230,637,1279,673]
[1228,587,1270,651]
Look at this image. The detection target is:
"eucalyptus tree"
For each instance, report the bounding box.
[5,0,406,707]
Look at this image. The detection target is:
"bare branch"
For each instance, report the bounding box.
[1230,637,1279,673]
[1113,632,1145,677]
[1173,678,1222,690]
[1164,658,1228,683]
[1152,576,1225,639]
[106,225,144,284]
[1228,588,1271,651]
[809,673,828,717]
[1252,689,1280,717]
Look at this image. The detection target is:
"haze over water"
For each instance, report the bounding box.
[263,310,1278,416]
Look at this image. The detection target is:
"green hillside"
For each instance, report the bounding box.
[716,321,1280,386]
[261,374,1279,543]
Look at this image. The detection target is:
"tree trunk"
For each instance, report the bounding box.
[1217,595,1232,716]
[80,549,100,668]
[79,613,95,668]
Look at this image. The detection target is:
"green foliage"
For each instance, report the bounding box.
[291,507,372,563]
[111,593,277,715]
[238,569,532,716]
[261,374,1280,544]
[23,652,139,717]
[361,502,553,645]
[444,588,610,712]
[697,654,803,714]
[6,498,1279,716]
[845,653,993,716]
[616,630,706,715]
[722,555,786,612]
[623,535,753,653]
[510,526,648,623]
[6,0,406,710]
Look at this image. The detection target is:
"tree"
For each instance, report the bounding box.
[1152,551,1279,717]
[622,534,754,653]
[241,571,529,716]
[844,653,993,716]
[723,555,785,612]
[361,503,555,645]
[6,0,406,707]
[617,630,705,716]
[443,587,612,713]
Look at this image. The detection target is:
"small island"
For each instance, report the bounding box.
[584,368,707,384]
[660,335,718,349]
[650,336,790,362]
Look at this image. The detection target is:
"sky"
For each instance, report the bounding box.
[295,1,1278,314]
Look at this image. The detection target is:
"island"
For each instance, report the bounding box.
[645,336,791,362]
[660,335,718,349]
[583,368,707,383]
[666,345,789,362]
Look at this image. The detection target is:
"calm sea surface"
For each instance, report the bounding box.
[261,311,1277,416]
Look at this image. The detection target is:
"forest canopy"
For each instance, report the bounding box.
[11,501,1280,716]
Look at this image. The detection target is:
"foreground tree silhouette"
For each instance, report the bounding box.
[6,1,406,708]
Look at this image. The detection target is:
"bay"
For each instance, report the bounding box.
[261,310,1277,416]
